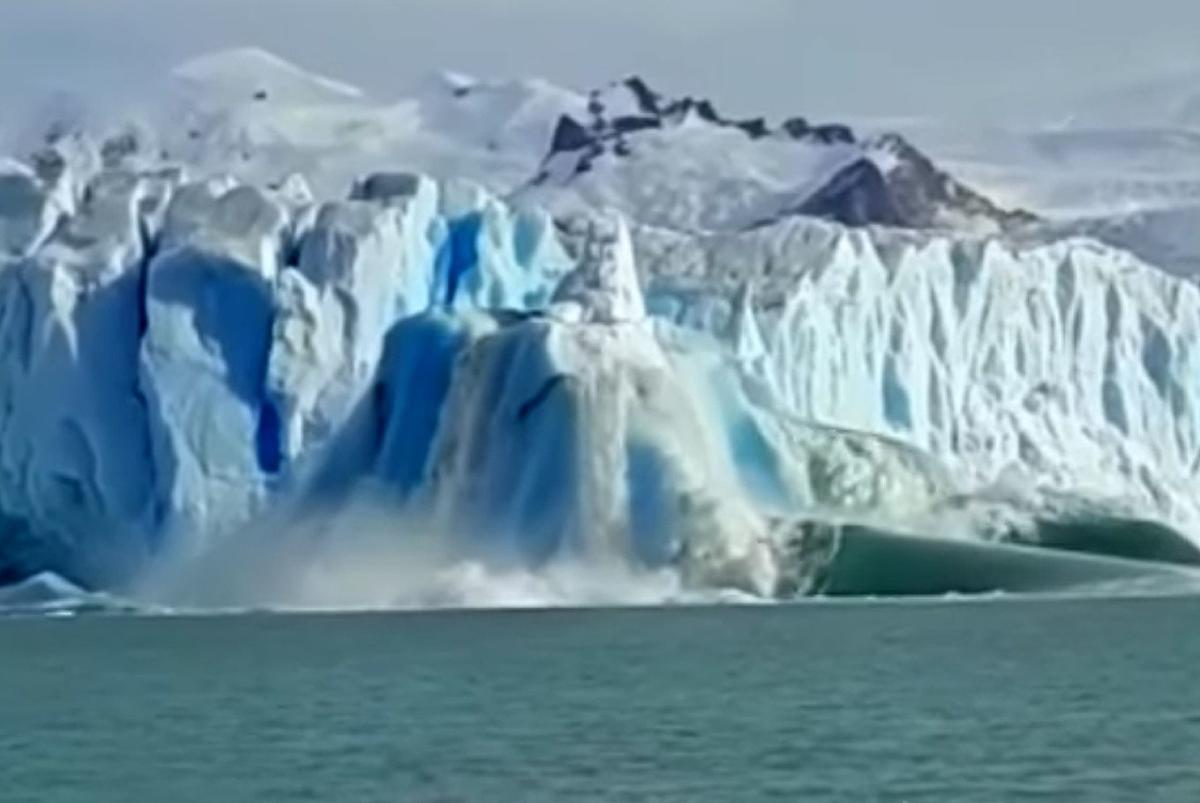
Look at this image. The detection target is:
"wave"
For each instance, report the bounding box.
[101,496,1200,615]
[0,572,145,617]
[789,522,1200,599]
[124,494,751,614]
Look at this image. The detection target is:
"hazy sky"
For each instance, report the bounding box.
[2,0,1199,122]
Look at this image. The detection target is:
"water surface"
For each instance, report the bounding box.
[2,597,1198,802]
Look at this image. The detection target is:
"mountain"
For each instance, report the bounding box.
[172,47,367,107]
[0,50,1198,607]
[867,119,1200,218]
[69,51,1034,237]
[516,76,1037,234]
[869,119,1200,278]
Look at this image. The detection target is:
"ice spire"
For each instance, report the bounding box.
[726,279,767,364]
[551,211,646,323]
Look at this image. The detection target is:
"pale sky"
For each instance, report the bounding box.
[2,0,1199,123]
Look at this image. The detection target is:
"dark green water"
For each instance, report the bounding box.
[2,597,1199,802]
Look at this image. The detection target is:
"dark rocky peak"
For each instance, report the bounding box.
[754,131,1040,233]
[656,96,722,126]
[694,99,721,124]
[623,76,662,115]
[550,115,593,154]
[534,74,874,189]
[611,116,661,135]
[534,76,1032,236]
[565,74,864,154]
[782,117,810,138]
[734,118,770,139]
[806,124,856,145]
[863,132,1039,230]
[869,131,918,157]
[778,159,905,229]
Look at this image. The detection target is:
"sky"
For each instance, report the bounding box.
[2,0,1199,123]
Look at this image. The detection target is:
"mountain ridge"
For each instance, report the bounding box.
[13,49,1038,238]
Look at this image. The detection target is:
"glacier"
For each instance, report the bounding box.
[2,51,1200,608]
[640,219,1200,528]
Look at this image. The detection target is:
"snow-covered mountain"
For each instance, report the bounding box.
[2,49,1200,608]
[63,49,1036,237]
[517,78,1036,235]
[878,117,1200,276]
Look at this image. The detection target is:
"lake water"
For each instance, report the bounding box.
[2,597,1198,802]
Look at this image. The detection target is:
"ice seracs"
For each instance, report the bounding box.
[0,153,963,598]
[643,214,1200,535]
[551,212,646,323]
[139,181,290,542]
[725,280,768,366]
[0,165,162,586]
[0,160,72,259]
[265,174,441,470]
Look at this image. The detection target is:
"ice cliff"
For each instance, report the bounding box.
[0,148,951,596]
[0,158,578,586]
[2,149,1197,603]
[640,220,1200,533]
[2,51,1199,604]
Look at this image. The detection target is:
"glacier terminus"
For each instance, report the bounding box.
[1,49,1200,610]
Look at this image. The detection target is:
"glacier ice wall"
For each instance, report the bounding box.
[0,158,578,586]
[0,166,160,583]
[1,147,1199,599]
[640,218,1200,531]
[151,219,951,605]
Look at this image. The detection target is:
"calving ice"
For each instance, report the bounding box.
[0,49,1198,610]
